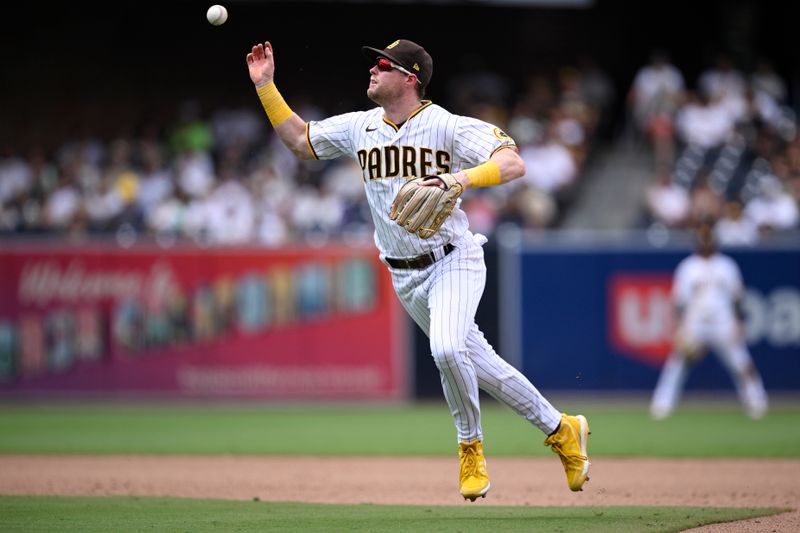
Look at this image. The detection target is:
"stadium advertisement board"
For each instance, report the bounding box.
[504,244,800,390]
[0,242,407,399]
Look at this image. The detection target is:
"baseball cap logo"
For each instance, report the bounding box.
[387,40,400,49]
[412,63,420,71]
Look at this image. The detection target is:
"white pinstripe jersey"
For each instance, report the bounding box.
[306,101,515,259]
[673,253,743,326]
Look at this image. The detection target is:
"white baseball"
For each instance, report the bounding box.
[206,5,228,26]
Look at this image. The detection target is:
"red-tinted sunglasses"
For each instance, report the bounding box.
[376,58,422,85]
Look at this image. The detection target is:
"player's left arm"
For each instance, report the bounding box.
[453,147,525,189]
[446,117,524,189]
[422,147,523,190]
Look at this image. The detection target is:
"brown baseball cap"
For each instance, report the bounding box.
[362,39,433,89]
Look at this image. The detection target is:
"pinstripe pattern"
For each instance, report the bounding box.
[307,101,561,442]
[307,103,514,259]
[391,233,561,441]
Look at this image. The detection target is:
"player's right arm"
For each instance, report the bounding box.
[247,41,314,160]
[671,259,690,326]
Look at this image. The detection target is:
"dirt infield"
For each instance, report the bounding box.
[1,456,797,532]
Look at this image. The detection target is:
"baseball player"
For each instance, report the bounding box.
[650,222,769,420]
[246,38,590,500]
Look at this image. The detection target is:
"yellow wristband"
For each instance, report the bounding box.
[256,82,293,127]
[464,160,502,187]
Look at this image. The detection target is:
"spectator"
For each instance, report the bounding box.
[688,170,723,225]
[147,186,192,240]
[646,166,690,227]
[698,54,747,123]
[84,173,127,232]
[518,123,578,196]
[674,91,736,151]
[744,175,799,234]
[751,58,787,104]
[43,163,83,233]
[204,166,256,244]
[461,192,499,237]
[577,54,616,139]
[714,200,759,246]
[137,142,174,221]
[627,49,685,167]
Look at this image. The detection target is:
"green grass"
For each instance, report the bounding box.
[0,496,786,533]
[0,400,798,456]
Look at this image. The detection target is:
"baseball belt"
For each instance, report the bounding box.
[386,243,455,269]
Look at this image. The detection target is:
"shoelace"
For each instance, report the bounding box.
[546,433,587,463]
[460,446,487,478]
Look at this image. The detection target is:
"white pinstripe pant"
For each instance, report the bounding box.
[650,319,769,418]
[388,232,561,443]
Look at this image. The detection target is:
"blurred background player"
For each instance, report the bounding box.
[650,222,769,420]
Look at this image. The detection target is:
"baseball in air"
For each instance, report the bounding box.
[206,5,228,26]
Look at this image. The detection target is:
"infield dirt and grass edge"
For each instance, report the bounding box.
[1,401,798,532]
[0,496,789,533]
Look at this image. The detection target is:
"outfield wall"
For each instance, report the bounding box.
[0,241,408,399]
[499,230,800,391]
[2,235,797,399]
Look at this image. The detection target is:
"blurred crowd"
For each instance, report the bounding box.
[633,50,800,245]
[3,49,799,248]
[0,59,613,247]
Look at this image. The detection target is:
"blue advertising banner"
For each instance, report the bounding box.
[503,240,800,391]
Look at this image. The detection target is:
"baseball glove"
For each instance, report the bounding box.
[674,327,707,362]
[389,174,464,239]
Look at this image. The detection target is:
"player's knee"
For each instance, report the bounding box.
[430,340,467,369]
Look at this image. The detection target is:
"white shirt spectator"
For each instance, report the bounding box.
[0,156,32,204]
[256,211,290,247]
[554,117,585,147]
[315,189,346,233]
[519,141,577,194]
[699,61,748,124]
[630,61,685,126]
[699,66,746,103]
[176,150,215,198]
[205,178,255,244]
[255,165,296,214]
[675,100,735,149]
[44,185,81,228]
[321,159,366,203]
[744,176,800,231]
[148,197,187,235]
[285,182,346,238]
[137,168,174,216]
[182,196,213,241]
[714,216,759,246]
[647,179,690,227]
[84,183,125,226]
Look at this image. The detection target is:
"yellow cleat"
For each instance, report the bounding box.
[544,413,591,492]
[458,440,490,501]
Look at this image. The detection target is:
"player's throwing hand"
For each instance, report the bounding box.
[246,41,276,87]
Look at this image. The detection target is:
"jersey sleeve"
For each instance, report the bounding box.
[672,260,691,305]
[452,116,517,168]
[724,256,745,296]
[306,112,360,161]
